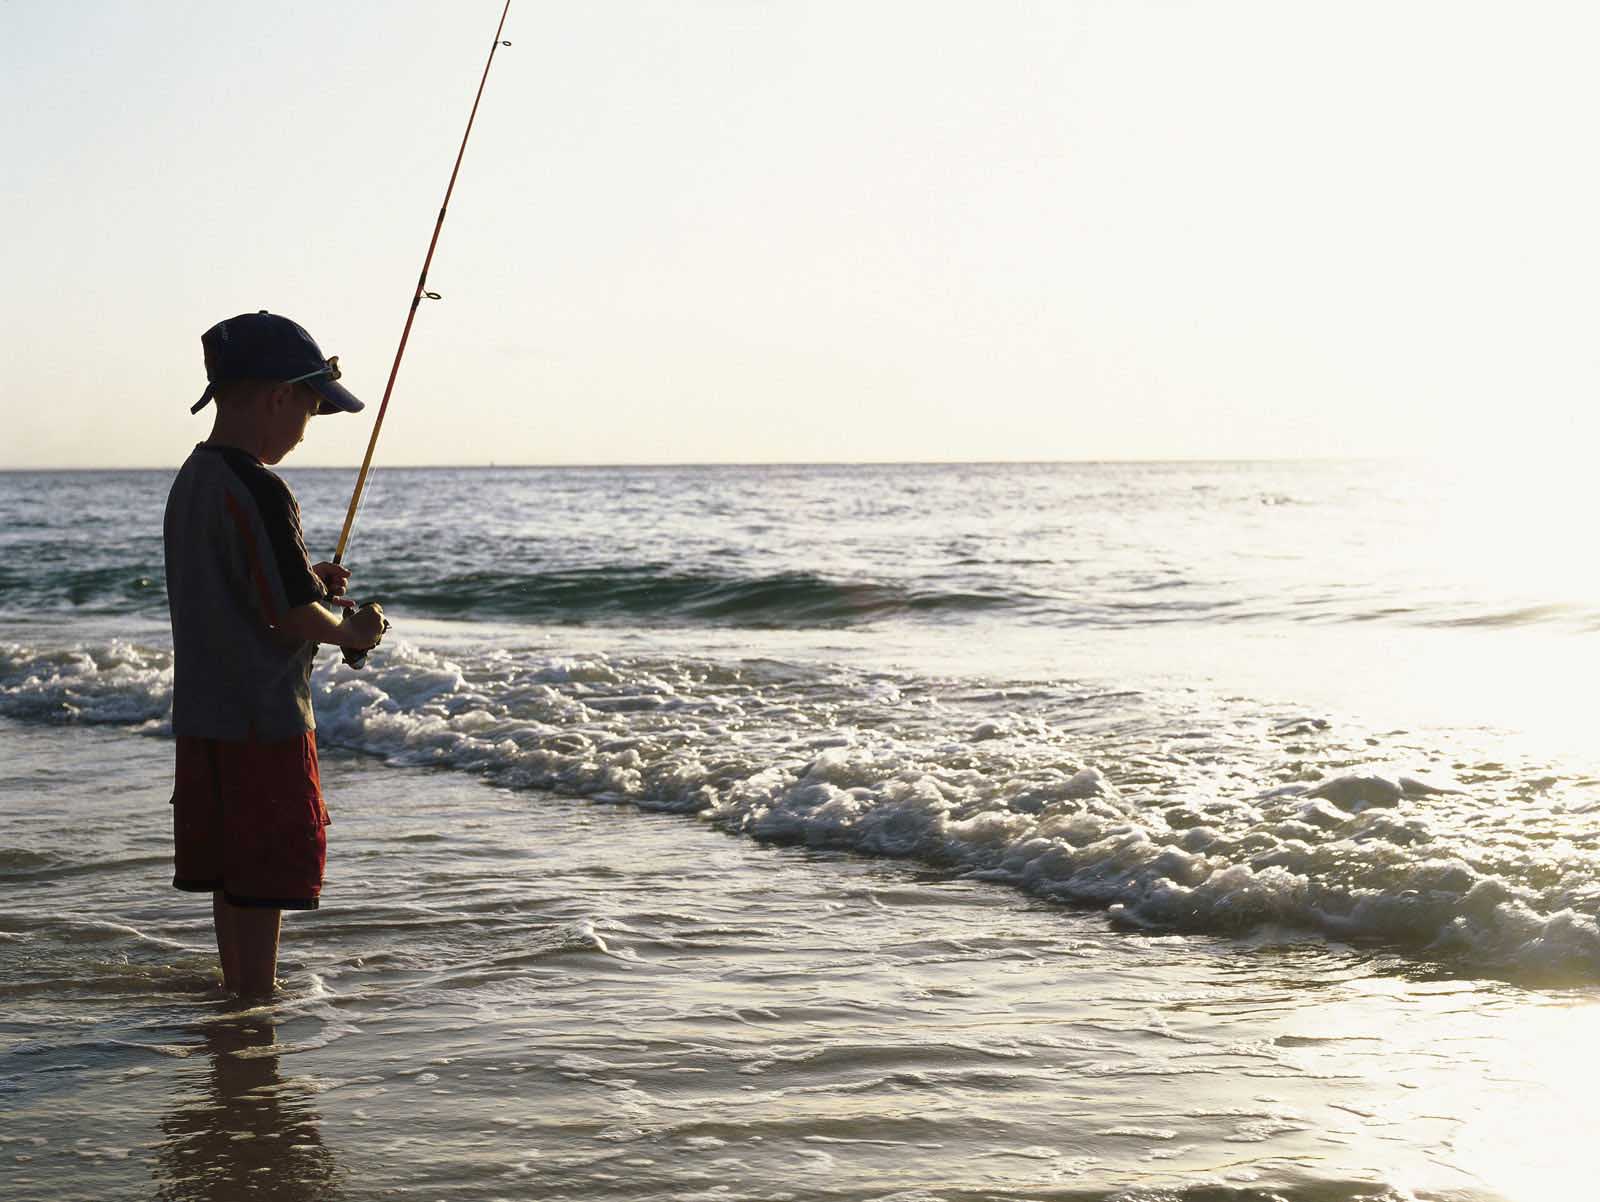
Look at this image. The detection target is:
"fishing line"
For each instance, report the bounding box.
[332,0,513,567]
[343,463,378,556]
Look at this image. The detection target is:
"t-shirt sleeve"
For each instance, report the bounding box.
[221,466,325,626]
[260,485,325,612]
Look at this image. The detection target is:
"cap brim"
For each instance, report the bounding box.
[307,376,364,414]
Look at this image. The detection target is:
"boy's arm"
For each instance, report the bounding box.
[278,600,386,650]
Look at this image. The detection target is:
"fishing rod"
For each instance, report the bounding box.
[331,0,512,659]
[329,0,513,667]
[334,0,512,562]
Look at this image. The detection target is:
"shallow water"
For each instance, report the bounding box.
[4,718,1593,1202]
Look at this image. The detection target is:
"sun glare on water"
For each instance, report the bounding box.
[1411,456,1600,623]
[1446,1002,1600,1201]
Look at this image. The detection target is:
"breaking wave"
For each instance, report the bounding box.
[0,560,1022,629]
[373,566,1020,626]
[6,633,1600,984]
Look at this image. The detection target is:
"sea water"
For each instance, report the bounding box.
[3,460,1599,1201]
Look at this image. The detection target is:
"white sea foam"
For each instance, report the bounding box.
[6,632,1600,980]
[0,640,171,726]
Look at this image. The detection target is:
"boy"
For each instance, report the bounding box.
[164,310,388,999]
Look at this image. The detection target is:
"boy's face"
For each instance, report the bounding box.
[261,384,320,464]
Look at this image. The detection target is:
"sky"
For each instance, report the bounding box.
[3,0,1598,468]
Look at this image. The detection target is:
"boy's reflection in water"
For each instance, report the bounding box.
[155,1017,339,1201]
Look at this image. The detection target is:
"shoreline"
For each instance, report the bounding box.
[3,718,1583,1200]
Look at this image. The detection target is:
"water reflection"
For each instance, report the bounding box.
[154,1016,338,1202]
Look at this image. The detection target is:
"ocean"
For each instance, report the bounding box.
[3,459,1598,1201]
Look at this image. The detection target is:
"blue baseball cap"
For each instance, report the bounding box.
[192,310,365,415]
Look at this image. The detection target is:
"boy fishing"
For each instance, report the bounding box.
[164,311,388,998]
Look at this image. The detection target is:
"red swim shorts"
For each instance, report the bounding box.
[171,732,330,909]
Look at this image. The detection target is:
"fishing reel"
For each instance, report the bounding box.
[337,599,390,671]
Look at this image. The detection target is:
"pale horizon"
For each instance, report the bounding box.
[0,452,1414,473]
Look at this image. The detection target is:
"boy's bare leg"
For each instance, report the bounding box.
[212,894,282,998]
[212,893,240,992]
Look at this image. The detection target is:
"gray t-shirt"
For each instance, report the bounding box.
[164,443,326,740]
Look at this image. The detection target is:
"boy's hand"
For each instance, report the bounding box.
[344,602,388,651]
[312,561,352,599]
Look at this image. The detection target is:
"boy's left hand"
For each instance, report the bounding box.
[312,561,353,603]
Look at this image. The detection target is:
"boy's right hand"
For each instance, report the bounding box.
[344,602,388,651]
